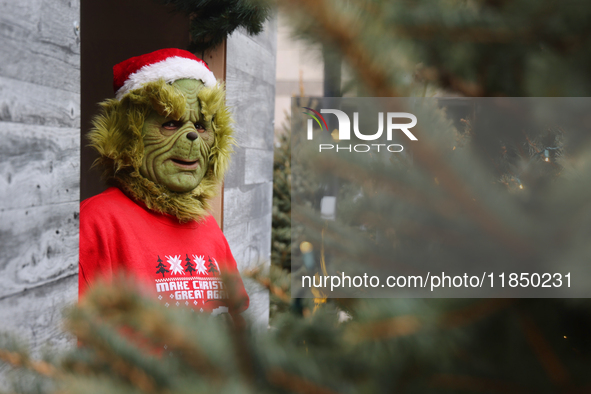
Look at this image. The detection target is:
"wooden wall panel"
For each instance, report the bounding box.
[0,275,77,379]
[0,76,80,128]
[0,275,77,349]
[0,0,80,367]
[0,202,79,299]
[0,123,80,210]
[0,0,80,92]
[224,18,277,327]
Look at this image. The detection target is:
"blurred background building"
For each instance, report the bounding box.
[274,13,323,137]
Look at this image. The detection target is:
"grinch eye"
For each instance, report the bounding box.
[195,122,206,133]
[162,120,182,130]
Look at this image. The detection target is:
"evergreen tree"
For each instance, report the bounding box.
[4,1,591,393]
[207,256,219,275]
[271,130,292,271]
[184,254,196,276]
[155,0,271,52]
[155,255,169,278]
[280,0,591,389]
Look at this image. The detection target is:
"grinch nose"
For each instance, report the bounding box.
[186,131,198,141]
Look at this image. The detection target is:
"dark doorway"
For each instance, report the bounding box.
[80,0,190,200]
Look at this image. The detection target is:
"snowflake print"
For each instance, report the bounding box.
[192,255,207,275]
[166,255,184,275]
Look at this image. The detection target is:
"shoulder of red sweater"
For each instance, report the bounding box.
[80,187,136,215]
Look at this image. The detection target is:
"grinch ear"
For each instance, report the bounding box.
[88,91,152,180]
[195,82,236,182]
[88,99,132,171]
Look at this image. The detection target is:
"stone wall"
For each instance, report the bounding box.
[225,18,277,328]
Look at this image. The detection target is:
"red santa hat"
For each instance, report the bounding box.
[113,48,216,100]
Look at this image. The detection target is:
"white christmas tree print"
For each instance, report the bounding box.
[192,255,207,275]
[166,255,184,275]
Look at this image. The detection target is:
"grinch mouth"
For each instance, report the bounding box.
[170,158,200,169]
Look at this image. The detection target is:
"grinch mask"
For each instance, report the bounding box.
[88,77,234,223]
[140,79,214,193]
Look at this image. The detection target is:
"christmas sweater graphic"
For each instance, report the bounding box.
[79,188,249,316]
[153,254,233,315]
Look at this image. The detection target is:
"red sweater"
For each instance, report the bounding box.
[79,187,249,315]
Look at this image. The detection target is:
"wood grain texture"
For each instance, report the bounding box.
[224,20,276,327]
[0,274,77,349]
[0,0,44,37]
[0,122,80,211]
[244,148,273,185]
[242,277,270,331]
[0,0,80,92]
[226,66,276,151]
[227,27,276,82]
[223,145,246,189]
[225,214,272,327]
[208,182,224,230]
[224,183,273,229]
[0,75,80,128]
[0,0,80,358]
[0,274,77,386]
[223,213,273,269]
[225,21,276,153]
[0,202,79,299]
[202,40,227,82]
[246,15,277,55]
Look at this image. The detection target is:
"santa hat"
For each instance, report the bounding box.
[113,48,216,100]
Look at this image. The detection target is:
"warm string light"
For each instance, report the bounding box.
[300,241,313,253]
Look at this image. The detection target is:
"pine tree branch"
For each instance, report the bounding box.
[440,299,513,329]
[224,275,257,386]
[394,25,530,44]
[280,0,401,97]
[347,315,422,341]
[429,374,532,394]
[415,66,485,97]
[282,0,536,257]
[314,154,459,220]
[65,320,163,392]
[70,287,225,382]
[348,299,513,342]
[267,368,343,394]
[0,348,58,378]
[410,137,536,257]
[245,267,291,304]
[518,312,571,389]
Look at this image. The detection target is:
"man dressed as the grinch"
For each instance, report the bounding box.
[79,49,249,318]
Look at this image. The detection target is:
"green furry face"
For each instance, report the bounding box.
[89,78,235,222]
[140,79,214,193]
